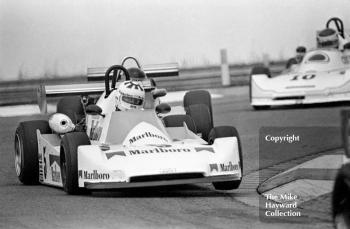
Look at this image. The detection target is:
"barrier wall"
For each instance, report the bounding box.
[0,62,285,105]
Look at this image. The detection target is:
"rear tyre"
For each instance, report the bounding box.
[14,120,51,184]
[186,104,212,141]
[250,66,271,77]
[208,126,243,190]
[60,132,91,195]
[162,114,197,133]
[184,90,213,125]
[57,96,85,124]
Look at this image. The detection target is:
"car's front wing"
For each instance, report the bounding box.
[77,137,242,189]
[84,174,240,189]
[251,76,350,106]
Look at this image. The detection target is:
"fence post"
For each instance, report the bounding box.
[263,53,270,68]
[220,49,230,86]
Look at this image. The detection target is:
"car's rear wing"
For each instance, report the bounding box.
[87,63,179,81]
[37,63,179,113]
[37,83,105,113]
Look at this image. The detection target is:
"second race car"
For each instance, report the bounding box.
[250,17,350,109]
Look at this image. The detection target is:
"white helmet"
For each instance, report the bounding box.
[49,113,75,134]
[115,81,145,111]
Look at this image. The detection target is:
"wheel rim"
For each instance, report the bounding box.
[14,134,22,177]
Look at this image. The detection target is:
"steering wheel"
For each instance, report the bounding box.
[104,65,130,98]
[326,17,344,38]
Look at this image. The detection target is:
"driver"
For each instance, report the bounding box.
[317,28,339,49]
[286,46,307,69]
[115,80,145,111]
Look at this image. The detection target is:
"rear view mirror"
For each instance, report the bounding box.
[152,88,167,99]
[86,105,103,116]
[156,103,171,114]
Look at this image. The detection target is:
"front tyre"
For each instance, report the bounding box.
[60,132,90,195]
[14,120,51,184]
[208,126,243,190]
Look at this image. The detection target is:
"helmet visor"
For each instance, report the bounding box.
[122,95,143,106]
[320,40,338,47]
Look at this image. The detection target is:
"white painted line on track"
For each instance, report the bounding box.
[0,90,223,117]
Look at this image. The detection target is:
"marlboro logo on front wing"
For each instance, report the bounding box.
[78,170,110,180]
[105,146,216,159]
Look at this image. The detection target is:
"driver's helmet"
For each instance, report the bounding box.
[317,28,339,48]
[295,46,306,63]
[115,80,145,111]
[128,68,147,81]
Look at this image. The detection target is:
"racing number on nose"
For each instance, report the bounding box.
[290,74,316,81]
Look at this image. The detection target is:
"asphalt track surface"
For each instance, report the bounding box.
[0,86,345,229]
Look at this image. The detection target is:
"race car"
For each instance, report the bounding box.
[14,57,243,195]
[250,17,350,110]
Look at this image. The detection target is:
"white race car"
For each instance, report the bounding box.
[250,17,350,109]
[15,58,243,194]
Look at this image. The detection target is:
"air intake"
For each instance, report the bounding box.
[130,173,204,183]
[273,96,305,101]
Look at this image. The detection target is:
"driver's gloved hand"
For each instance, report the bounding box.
[74,118,86,132]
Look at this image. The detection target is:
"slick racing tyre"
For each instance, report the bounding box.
[186,104,212,141]
[162,114,197,133]
[14,120,51,184]
[184,90,213,125]
[208,126,243,190]
[250,66,271,78]
[60,132,90,195]
[57,96,85,124]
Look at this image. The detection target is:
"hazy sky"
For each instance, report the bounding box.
[1,0,350,80]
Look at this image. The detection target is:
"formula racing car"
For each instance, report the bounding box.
[14,57,243,194]
[250,17,350,109]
